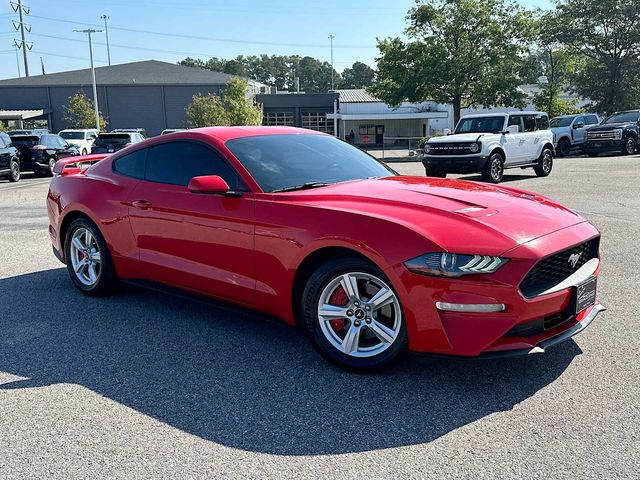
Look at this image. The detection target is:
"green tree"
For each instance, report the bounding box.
[341,61,376,89]
[222,78,261,126]
[63,92,107,130]
[185,93,229,128]
[553,0,640,115]
[369,0,533,125]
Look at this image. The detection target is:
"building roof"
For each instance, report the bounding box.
[0,109,50,119]
[0,60,237,87]
[335,89,381,103]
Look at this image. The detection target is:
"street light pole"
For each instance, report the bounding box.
[75,29,103,130]
[328,34,335,90]
[100,14,111,66]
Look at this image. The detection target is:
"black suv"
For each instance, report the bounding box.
[11,133,79,176]
[584,110,640,155]
[0,132,20,182]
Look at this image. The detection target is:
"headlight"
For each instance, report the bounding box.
[425,144,434,153]
[404,252,508,277]
[469,142,481,153]
[613,128,623,139]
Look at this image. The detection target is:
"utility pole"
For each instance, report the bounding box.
[14,43,21,77]
[328,34,335,90]
[11,0,31,76]
[75,29,103,130]
[100,14,111,66]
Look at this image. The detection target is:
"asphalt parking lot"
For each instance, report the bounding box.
[1,155,639,479]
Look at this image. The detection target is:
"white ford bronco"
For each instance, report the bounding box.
[422,112,555,183]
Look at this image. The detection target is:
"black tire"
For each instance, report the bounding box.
[534,148,553,177]
[623,136,637,155]
[81,148,88,155]
[64,217,119,296]
[557,138,571,157]
[8,157,20,182]
[481,152,504,183]
[424,165,447,178]
[301,257,408,372]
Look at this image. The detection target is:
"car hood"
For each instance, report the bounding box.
[428,133,487,143]
[588,123,635,131]
[282,176,586,255]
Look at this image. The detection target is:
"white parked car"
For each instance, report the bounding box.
[58,129,99,155]
[423,112,555,183]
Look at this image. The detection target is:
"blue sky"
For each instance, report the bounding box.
[0,0,553,80]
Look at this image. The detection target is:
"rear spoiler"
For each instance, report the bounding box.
[53,154,109,176]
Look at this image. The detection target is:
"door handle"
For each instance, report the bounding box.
[132,200,153,210]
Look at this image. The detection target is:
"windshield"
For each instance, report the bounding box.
[94,134,131,146]
[60,131,85,140]
[603,111,640,124]
[550,116,575,128]
[225,134,396,193]
[455,116,505,134]
[11,135,39,147]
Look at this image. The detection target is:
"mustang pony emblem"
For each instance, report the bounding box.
[568,252,581,268]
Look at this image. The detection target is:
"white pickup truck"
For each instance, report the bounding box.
[422,112,555,183]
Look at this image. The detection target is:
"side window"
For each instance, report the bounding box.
[574,116,585,126]
[0,133,7,147]
[508,115,524,132]
[113,148,147,180]
[522,115,536,132]
[536,114,549,130]
[56,136,68,148]
[41,135,53,148]
[145,141,241,189]
[585,115,598,125]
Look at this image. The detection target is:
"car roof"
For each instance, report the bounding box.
[461,111,547,120]
[178,126,324,142]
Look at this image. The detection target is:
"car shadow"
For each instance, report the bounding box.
[457,173,535,183]
[0,268,581,456]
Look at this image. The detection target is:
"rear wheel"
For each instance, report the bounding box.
[48,157,56,176]
[8,158,20,182]
[623,136,637,155]
[481,152,504,183]
[557,138,571,157]
[301,257,407,372]
[64,218,119,296]
[534,148,553,177]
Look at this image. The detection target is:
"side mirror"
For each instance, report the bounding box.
[188,175,231,194]
[443,128,452,136]
[573,122,585,129]
[503,125,519,134]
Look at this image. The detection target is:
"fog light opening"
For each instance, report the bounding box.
[436,302,506,313]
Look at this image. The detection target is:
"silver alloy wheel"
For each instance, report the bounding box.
[10,160,19,180]
[69,227,102,287]
[542,151,552,173]
[49,158,56,175]
[491,157,503,181]
[317,271,402,358]
[626,138,636,155]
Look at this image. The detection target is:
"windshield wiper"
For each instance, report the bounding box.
[272,182,332,193]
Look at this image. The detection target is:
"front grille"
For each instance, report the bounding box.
[586,131,620,141]
[519,237,599,298]
[426,143,477,155]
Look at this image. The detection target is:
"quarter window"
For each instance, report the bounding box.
[144,141,241,189]
[113,148,147,180]
[522,115,537,132]
[536,114,550,130]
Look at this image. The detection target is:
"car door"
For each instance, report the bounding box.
[0,134,9,171]
[126,140,256,305]
[571,115,586,144]
[503,114,526,164]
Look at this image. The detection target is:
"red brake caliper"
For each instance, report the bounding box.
[328,285,349,332]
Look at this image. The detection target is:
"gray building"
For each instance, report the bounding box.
[0,60,265,136]
[256,92,339,135]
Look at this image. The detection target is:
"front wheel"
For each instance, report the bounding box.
[623,136,637,155]
[301,257,407,372]
[8,157,20,182]
[481,153,504,183]
[64,218,119,296]
[534,148,553,177]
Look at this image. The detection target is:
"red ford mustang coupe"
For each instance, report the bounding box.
[47,126,604,371]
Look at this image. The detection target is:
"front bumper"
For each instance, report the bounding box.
[584,140,623,153]
[422,155,488,173]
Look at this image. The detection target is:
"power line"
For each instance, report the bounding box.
[27,13,377,49]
